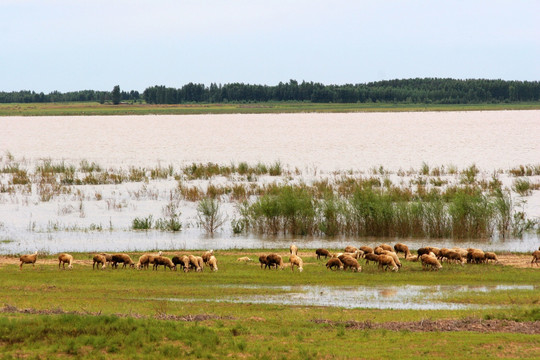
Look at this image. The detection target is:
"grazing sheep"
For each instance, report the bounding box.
[266,253,284,270]
[359,246,373,256]
[340,256,362,272]
[58,253,74,269]
[196,256,205,271]
[171,255,185,271]
[187,255,201,272]
[208,255,218,271]
[202,250,214,264]
[394,243,411,259]
[364,253,380,265]
[315,248,331,260]
[19,251,38,269]
[153,256,175,270]
[92,254,107,269]
[468,249,486,264]
[100,253,113,266]
[344,245,358,253]
[344,249,363,259]
[290,244,298,255]
[289,254,303,272]
[136,254,156,270]
[378,244,394,252]
[420,254,442,271]
[111,253,135,269]
[374,246,386,255]
[445,250,465,266]
[484,252,499,264]
[437,248,451,261]
[377,255,398,272]
[326,257,344,270]
[531,250,540,267]
[417,247,440,258]
[236,256,252,262]
[407,255,419,262]
[452,247,468,258]
[381,250,402,268]
[259,255,270,269]
[180,255,191,272]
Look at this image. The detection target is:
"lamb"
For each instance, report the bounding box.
[259,255,270,269]
[381,250,402,268]
[344,245,358,253]
[377,255,398,272]
[393,243,411,259]
[326,257,343,270]
[202,250,214,264]
[92,254,107,269]
[290,244,298,255]
[266,253,284,270]
[289,254,303,272]
[208,255,218,271]
[531,250,540,267]
[340,255,361,272]
[58,253,74,269]
[153,256,175,270]
[19,251,38,269]
[484,252,499,264]
[315,248,331,260]
[236,256,252,262]
[420,254,442,271]
[364,253,380,265]
[111,253,135,269]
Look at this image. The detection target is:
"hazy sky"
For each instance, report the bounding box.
[1,0,539,92]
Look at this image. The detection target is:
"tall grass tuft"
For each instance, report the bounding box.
[197,198,226,235]
[512,178,532,196]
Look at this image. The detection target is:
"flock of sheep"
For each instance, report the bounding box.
[16,245,540,272]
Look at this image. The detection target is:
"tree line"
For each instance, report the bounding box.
[1,78,539,104]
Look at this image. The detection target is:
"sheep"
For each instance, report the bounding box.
[407,255,419,262]
[326,257,344,270]
[19,251,38,269]
[111,253,135,269]
[378,244,394,252]
[171,255,184,271]
[202,250,214,264]
[484,252,499,264]
[531,250,540,267]
[420,254,442,271]
[92,254,107,269]
[451,247,468,259]
[179,255,191,272]
[58,253,74,269]
[468,249,486,264]
[340,255,361,272]
[153,256,175,270]
[259,255,270,269]
[359,246,373,257]
[344,245,358,253]
[289,254,303,272]
[394,243,411,259]
[136,254,156,270]
[208,255,218,271]
[364,253,380,265]
[377,255,398,272]
[100,253,113,267]
[381,250,402,268]
[445,250,465,266]
[437,248,451,262]
[196,256,205,271]
[290,244,298,255]
[315,248,330,260]
[188,255,202,272]
[417,247,440,257]
[266,253,284,270]
[236,256,252,262]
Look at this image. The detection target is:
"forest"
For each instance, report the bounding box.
[1,78,539,104]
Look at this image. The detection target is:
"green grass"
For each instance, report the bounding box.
[1,250,539,358]
[1,101,540,116]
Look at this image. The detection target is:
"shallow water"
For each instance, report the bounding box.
[155,284,535,310]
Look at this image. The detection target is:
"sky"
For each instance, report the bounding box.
[1,0,539,92]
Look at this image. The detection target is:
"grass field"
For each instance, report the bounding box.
[1,249,539,359]
[1,101,540,116]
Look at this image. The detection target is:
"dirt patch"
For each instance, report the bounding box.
[313,318,540,334]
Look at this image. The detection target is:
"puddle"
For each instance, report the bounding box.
[155,284,535,310]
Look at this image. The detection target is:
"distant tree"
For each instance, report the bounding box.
[112,85,121,105]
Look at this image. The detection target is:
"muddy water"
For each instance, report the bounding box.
[158,284,535,310]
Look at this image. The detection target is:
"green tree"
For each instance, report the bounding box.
[112,85,121,105]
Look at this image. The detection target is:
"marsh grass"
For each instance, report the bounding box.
[513,178,532,196]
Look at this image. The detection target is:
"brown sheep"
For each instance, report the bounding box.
[236,256,252,262]
[374,246,386,255]
[259,255,270,269]
[188,255,201,272]
[196,256,205,271]
[445,250,464,266]
[290,244,298,255]
[315,248,331,260]
[531,250,540,267]
[202,250,214,264]
[417,246,440,257]
[377,255,398,272]
[208,255,218,271]
[340,256,362,272]
[484,252,499,264]
[364,253,380,265]
[100,253,113,266]
[179,255,191,272]
[266,253,284,270]
[58,253,74,269]
[92,254,107,269]
[468,249,486,264]
[407,255,419,262]
[136,254,156,270]
[344,249,363,259]
[420,254,442,271]
[289,254,303,272]
[19,251,38,269]
[153,256,175,270]
[452,247,468,259]
[359,246,373,256]
[344,245,358,253]
[378,244,393,252]
[171,255,185,271]
[437,248,451,261]
[381,250,402,268]
[111,253,135,269]
[326,257,344,270]
[394,243,411,259]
